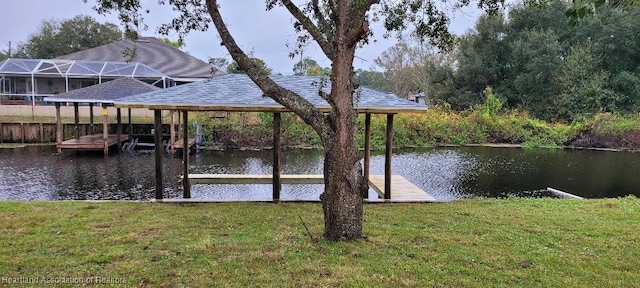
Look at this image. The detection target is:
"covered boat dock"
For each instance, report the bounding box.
[114,74,432,202]
[45,77,160,155]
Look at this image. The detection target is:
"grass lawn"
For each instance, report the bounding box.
[1,198,638,287]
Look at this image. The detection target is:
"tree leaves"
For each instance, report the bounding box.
[14,15,123,59]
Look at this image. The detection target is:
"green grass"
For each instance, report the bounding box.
[1,198,638,287]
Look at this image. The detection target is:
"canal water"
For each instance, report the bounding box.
[0,145,638,201]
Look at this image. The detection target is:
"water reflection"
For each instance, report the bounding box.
[0,145,638,201]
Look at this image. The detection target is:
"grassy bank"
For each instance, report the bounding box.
[1,198,638,287]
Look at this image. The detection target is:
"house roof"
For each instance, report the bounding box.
[114,74,426,114]
[55,37,221,81]
[44,77,160,104]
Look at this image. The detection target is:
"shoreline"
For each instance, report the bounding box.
[2,142,636,153]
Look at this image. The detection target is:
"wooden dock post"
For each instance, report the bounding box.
[55,102,62,153]
[385,114,394,200]
[116,108,122,149]
[89,103,94,135]
[73,102,80,140]
[102,105,109,155]
[363,113,371,199]
[170,110,176,153]
[273,112,281,202]
[154,110,163,200]
[128,108,132,135]
[182,111,190,199]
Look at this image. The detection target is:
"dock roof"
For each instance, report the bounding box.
[44,78,160,105]
[114,74,426,114]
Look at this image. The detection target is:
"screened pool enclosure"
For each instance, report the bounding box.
[0,58,172,105]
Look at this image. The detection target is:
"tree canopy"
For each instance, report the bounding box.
[420,0,640,120]
[227,58,273,75]
[14,15,123,59]
[292,57,330,76]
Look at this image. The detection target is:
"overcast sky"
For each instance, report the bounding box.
[0,0,482,74]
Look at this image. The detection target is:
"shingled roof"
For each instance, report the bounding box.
[55,37,221,81]
[44,78,160,104]
[114,74,426,113]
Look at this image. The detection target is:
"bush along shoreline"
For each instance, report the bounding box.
[191,101,640,152]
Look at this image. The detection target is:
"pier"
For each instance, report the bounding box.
[180,174,436,202]
[58,134,130,151]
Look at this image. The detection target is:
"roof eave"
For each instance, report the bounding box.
[44,97,115,105]
[113,102,428,114]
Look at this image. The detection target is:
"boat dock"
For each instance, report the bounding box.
[172,138,196,150]
[58,134,130,152]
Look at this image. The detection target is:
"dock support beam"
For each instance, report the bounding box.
[182,111,190,198]
[116,108,122,149]
[154,110,163,200]
[273,112,281,202]
[128,108,132,135]
[170,110,176,153]
[55,102,62,154]
[102,104,109,156]
[363,113,371,199]
[73,102,80,140]
[89,103,94,135]
[385,114,394,200]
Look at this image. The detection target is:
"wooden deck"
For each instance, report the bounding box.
[58,134,130,150]
[184,174,436,202]
[172,138,196,150]
[369,175,436,202]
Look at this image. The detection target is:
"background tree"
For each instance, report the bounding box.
[428,0,640,120]
[208,57,229,72]
[14,15,122,59]
[375,37,452,104]
[226,58,273,75]
[0,50,7,61]
[90,0,503,241]
[293,57,330,76]
[353,69,385,90]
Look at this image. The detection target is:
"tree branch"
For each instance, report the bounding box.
[281,0,335,59]
[205,0,330,140]
[344,0,378,47]
[310,0,334,42]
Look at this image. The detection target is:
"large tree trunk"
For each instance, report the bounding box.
[319,36,366,240]
[320,120,366,241]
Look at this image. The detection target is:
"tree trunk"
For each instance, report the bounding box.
[320,128,366,241]
[319,39,366,240]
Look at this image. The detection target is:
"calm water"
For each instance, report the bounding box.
[0,145,638,201]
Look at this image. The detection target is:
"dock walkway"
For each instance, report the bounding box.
[58,134,130,151]
[178,174,436,202]
[172,138,196,150]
